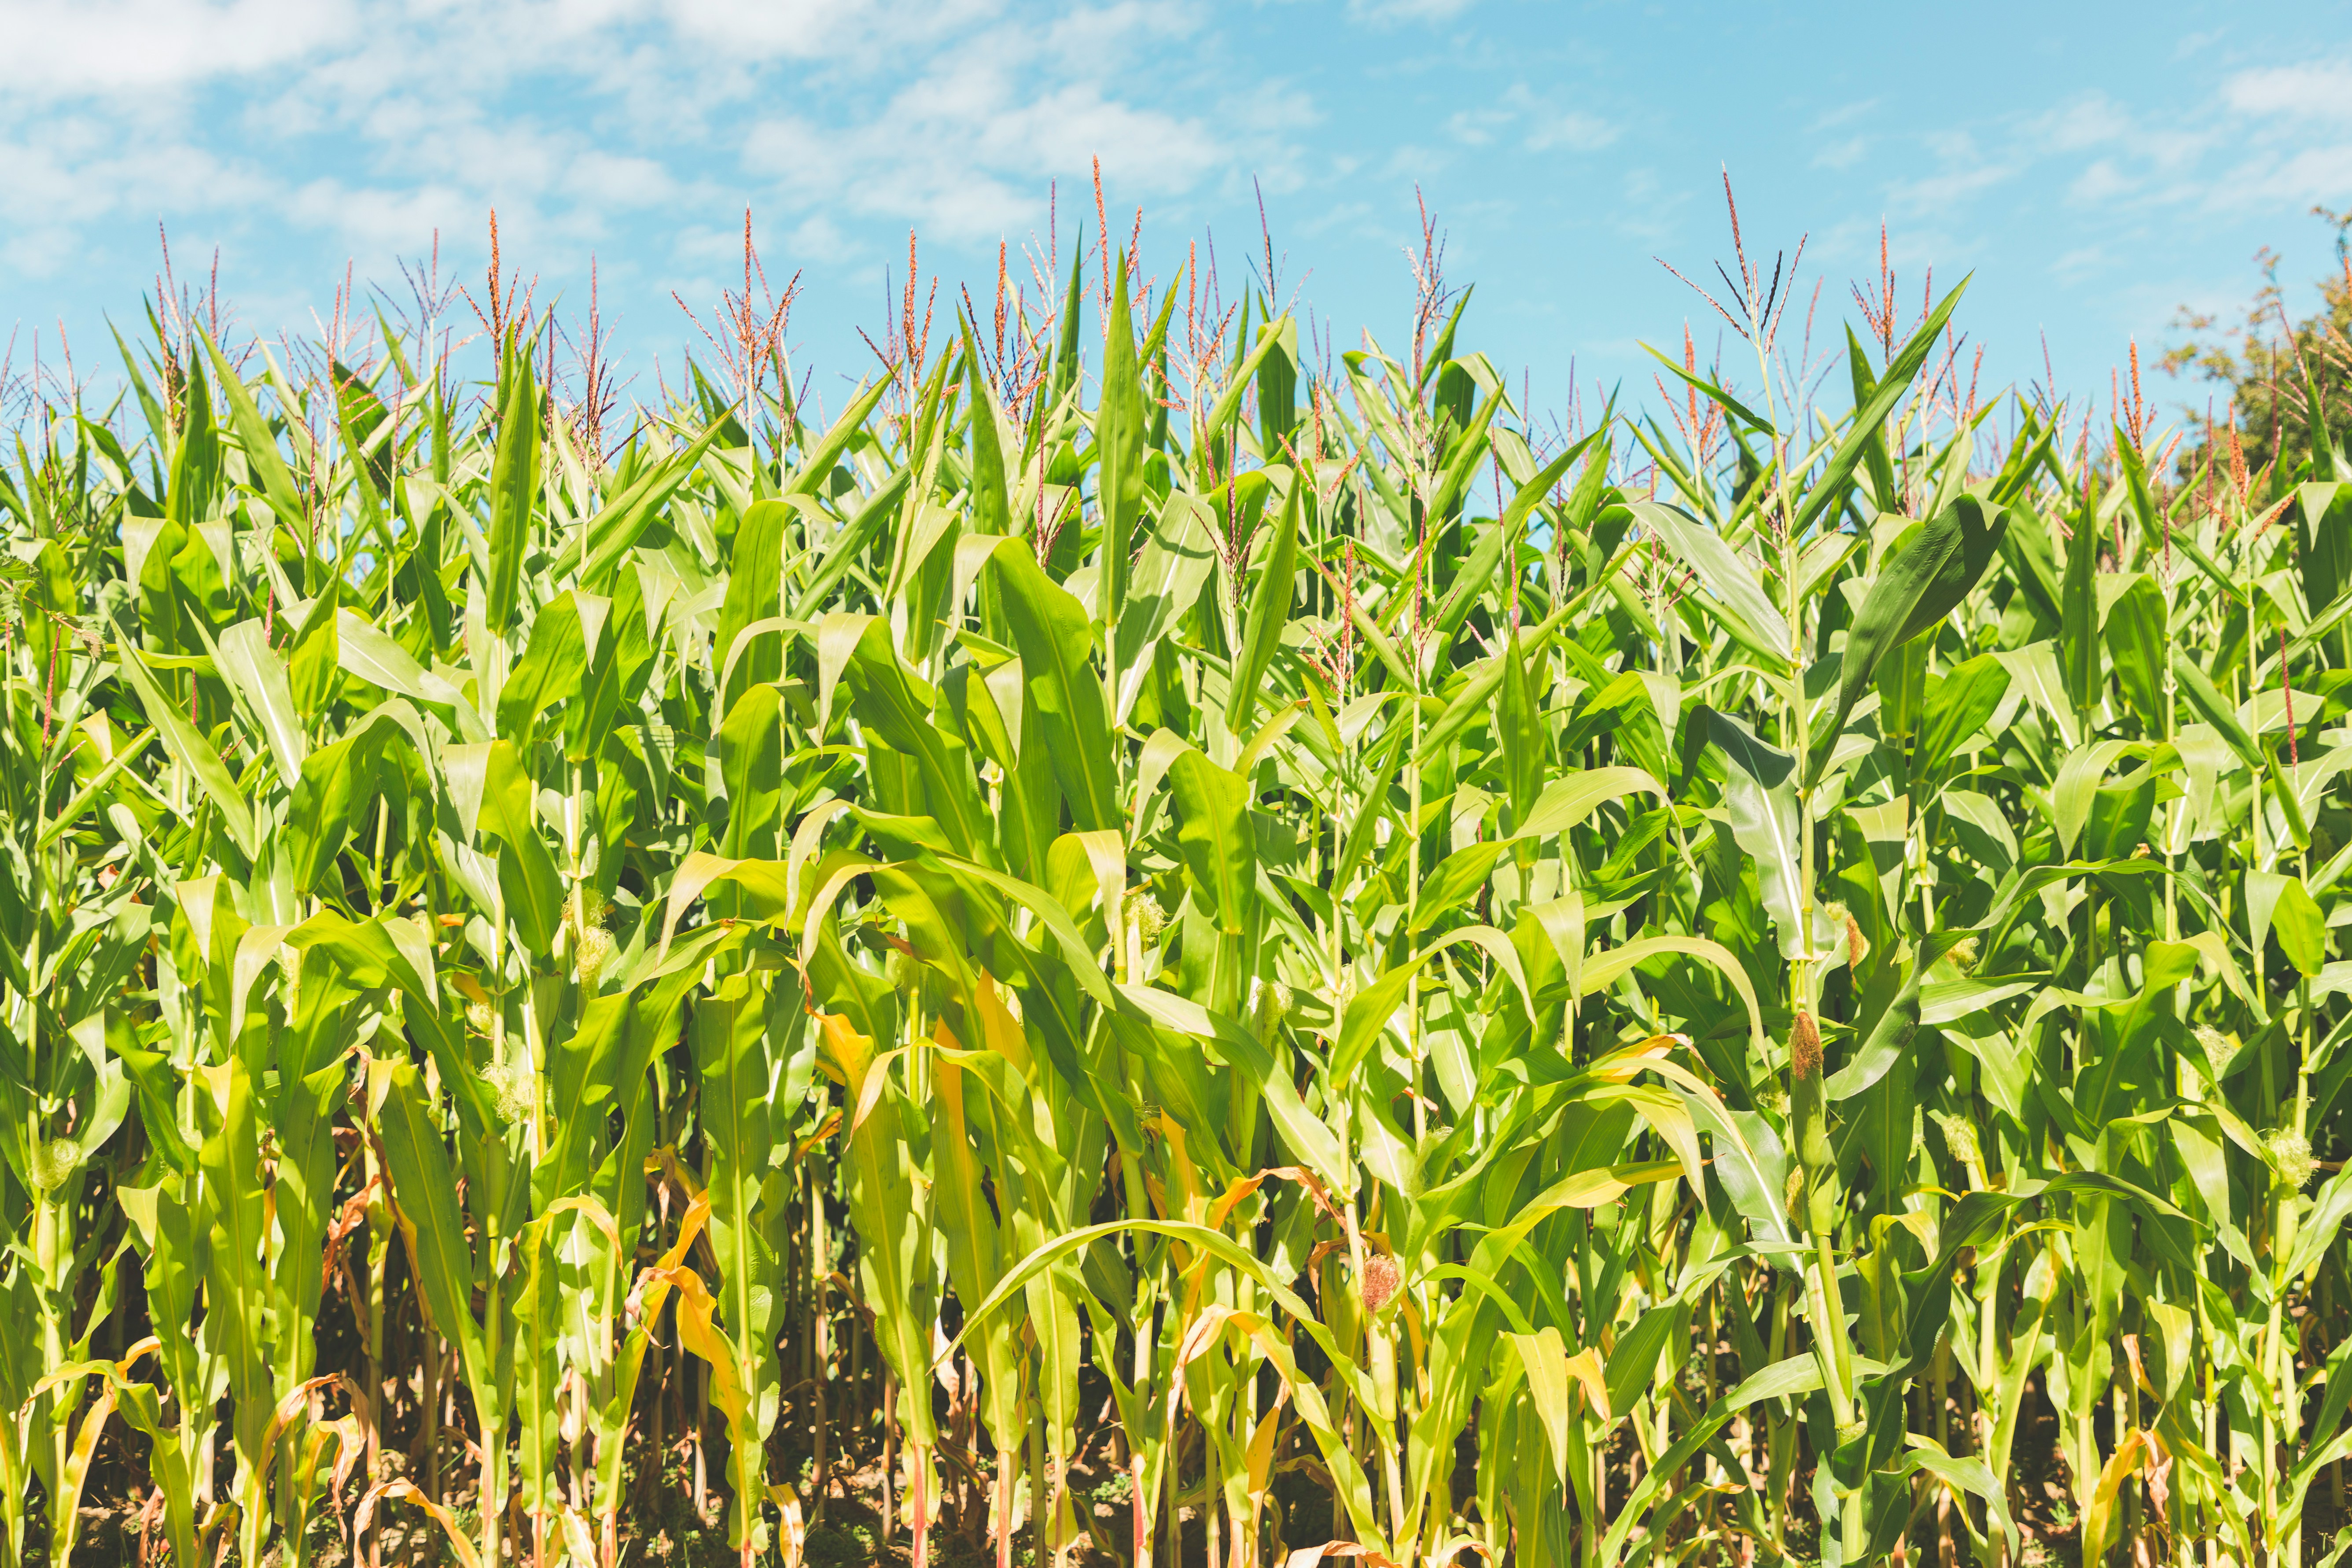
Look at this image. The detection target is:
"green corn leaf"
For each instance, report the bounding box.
[114,641,259,858]
[213,618,308,781]
[199,336,309,544]
[2105,571,2167,727]
[1793,277,1970,536]
[470,738,568,952]
[1813,493,2010,785]
[990,537,1118,832]
[1226,476,1302,735]
[1098,249,1146,622]
[1168,747,1254,935]
[578,415,729,583]
[1627,500,1793,670]
[2060,494,2102,722]
[1914,652,2009,776]
[484,345,542,635]
[375,1061,490,1394]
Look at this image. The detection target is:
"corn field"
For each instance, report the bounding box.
[1,207,2350,1568]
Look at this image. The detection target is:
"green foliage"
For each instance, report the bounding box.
[0,227,2346,1568]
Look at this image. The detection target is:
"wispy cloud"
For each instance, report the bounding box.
[1887,161,2017,215]
[1814,137,1869,171]
[1525,108,1617,154]
[0,0,1321,341]
[2215,144,2352,208]
[1346,0,1476,23]
[2045,60,2352,215]
[2221,60,2352,122]
[1446,84,1616,155]
[0,0,359,99]
[2037,95,2132,151]
[1853,57,2352,235]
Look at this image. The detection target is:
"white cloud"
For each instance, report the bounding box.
[736,7,1241,243]
[785,213,854,265]
[1810,98,1876,133]
[1346,0,1473,22]
[657,0,878,59]
[0,0,358,97]
[290,178,478,259]
[1446,107,1510,147]
[0,0,1291,312]
[1609,165,1686,244]
[565,152,678,208]
[2216,144,2352,207]
[1445,85,1615,155]
[1813,136,1868,171]
[1524,109,1616,154]
[2069,159,2135,204]
[2039,94,2132,151]
[1887,162,2016,214]
[742,116,848,199]
[2222,61,2352,122]
[0,110,280,280]
[2002,59,2352,223]
[2050,245,2109,283]
[1044,1,1197,63]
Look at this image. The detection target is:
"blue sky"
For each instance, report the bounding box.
[4,0,2350,436]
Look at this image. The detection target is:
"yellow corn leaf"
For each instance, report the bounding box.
[631,1192,711,1324]
[2079,1428,2148,1566]
[353,1481,483,1568]
[767,1483,806,1568]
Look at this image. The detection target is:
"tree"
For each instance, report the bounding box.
[2167,204,2352,487]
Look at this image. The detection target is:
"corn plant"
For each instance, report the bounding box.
[0,198,2346,1568]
